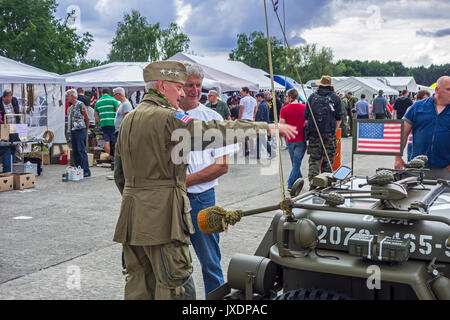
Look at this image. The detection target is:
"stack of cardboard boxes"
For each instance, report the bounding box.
[0,172,35,192]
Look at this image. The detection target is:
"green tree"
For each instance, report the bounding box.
[108,11,190,62]
[108,10,160,62]
[229,31,335,82]
[409,64,450,86]
[158,23,190,60]
[229,31,285,74]
[0,0,93,74]
[287,44,334,82]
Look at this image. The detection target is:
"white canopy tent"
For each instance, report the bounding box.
[170,52,284,92]
[0,56,66,143]
[417,84,435,95]
[64,61,237,96]
[378,77,418,93]
[306,77,349,88]
[335,77,398,103]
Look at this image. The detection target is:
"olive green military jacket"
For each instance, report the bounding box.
[113,92,269,246]
[206,100,231,120]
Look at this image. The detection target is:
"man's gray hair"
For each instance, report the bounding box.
[179,60,204,80]
[436,76,450,87]
[208,90,219,97]
[113,87,125,96]
[66,89,78,97]
[2,89,12,97]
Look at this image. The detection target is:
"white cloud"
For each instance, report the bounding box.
[94,0,113,15]
[174,0,192,28]
[298,0,450,67]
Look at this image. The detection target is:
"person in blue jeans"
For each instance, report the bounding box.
[280,89,307,190]
[188,189,223,298]
[179,62,236,298]
[0,146,12,173]
[66,89,91,177]
[286,141,307,188]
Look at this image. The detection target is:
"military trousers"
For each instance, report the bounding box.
[307,132,337,182]
[122,241,196,300]
[340,108,351,137]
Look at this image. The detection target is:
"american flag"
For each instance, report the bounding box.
[90,87,98,108]
[356,121,402,154]
[174,112,192,124]
[273,0,279,11]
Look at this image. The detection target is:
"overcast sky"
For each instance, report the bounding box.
[55,0,450,67]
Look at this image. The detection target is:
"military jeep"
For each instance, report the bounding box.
[209,164,450,300]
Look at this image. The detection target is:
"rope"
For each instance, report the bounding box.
[43,130,54,144]
[270,1,334,173]
[264,0,287,204]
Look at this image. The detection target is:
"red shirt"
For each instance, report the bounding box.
[280,103,306,142]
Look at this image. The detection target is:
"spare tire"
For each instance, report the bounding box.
[274,288,351,300]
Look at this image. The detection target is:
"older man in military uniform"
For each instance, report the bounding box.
[113,60,297,300]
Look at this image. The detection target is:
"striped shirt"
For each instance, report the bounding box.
[94,95,120,127]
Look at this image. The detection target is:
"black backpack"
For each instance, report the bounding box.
[307,93,335,133]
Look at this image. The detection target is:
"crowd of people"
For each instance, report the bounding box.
[1,59,449,301]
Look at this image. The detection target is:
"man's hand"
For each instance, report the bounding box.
[269,123,297,140]
[394,156,406,170]
[446,164,450,171]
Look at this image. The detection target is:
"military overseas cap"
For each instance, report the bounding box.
[143,61,188,85]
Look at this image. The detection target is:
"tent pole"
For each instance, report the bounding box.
[264,0,287,202]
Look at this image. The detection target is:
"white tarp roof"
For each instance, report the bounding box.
[63,61,225,91]
[0,55,64,84]
[64,62,147,87]
[417,84,435,94]
[184,61,259,92]
[0,56,65,143]
[378,76,418,93]
[335,77,398,103]
[306,77,349,88]
[170,52,284,92]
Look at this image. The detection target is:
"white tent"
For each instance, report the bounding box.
[0,56,66,143]
[64,61,234,94]
[417,84,435,95]
[378,77,418,93]
[335,77,398,103]
[170,52,284,92]
[306,77,349,88]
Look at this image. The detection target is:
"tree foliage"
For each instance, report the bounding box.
[409,64,450,86]
[108,10,190,62]
[287,44,334,82]
[229,31,285,75]
[0,0,93,74]
[158,23,190,60]
[108,10,160,62]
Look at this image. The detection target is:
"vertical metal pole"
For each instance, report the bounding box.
[264,0,286,201]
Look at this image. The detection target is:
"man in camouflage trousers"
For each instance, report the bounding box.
[304,76,342,184]
[339,93,351,137]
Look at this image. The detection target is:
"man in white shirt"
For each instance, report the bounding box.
[238,86,257,121]
[179,61,238,299]
[238,87,258,156]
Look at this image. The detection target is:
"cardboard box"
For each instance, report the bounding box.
[100,152,109,161]
[0,125,9,141]
[0,173,14,192]
[0,124,28,141]
[13,173,35,190]
[88,153,94,167]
